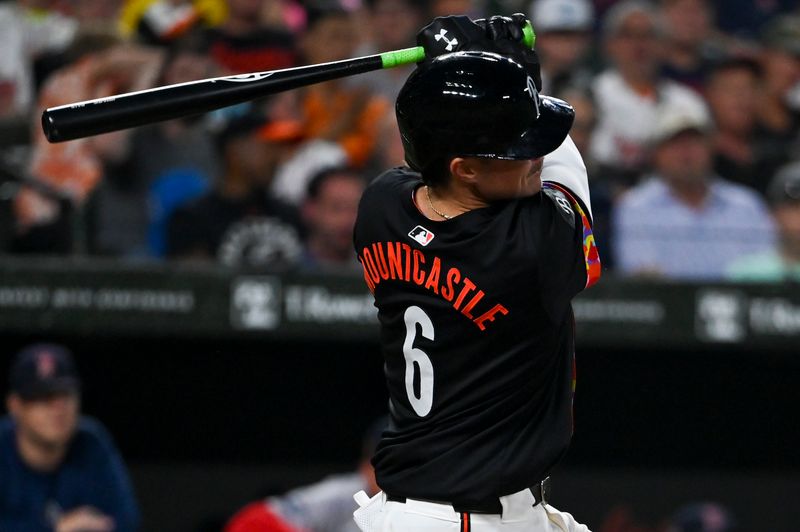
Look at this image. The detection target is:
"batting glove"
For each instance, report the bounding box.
[416,14,542,91]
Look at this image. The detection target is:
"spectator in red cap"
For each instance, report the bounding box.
[225,417,385,532]
[1,344,139,532]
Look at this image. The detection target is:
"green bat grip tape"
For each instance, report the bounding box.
[380,21,536,69]
[381,47,427,68]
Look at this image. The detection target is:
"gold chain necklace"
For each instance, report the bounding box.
[425,186,452,220]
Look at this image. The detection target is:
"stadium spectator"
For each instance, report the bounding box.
[428,0,481,19]
[66,0,125,25]
[612,101,776,279]
[668,501,738,532]
[528,0,595,95]
[706,57,787,196]
[658,0,723,92]
[362,110,406,180]
[166,112,305,269]
[270,4,391,207]
[557,86,596,162]
[299,166,365,271]
[755,15,800,165]
[557,85,615,268]
[91,38,221,257]
[258,0,306,34]
[202,0,296,74]
[0,343,139,532]
[711,0,795,40]
[118,0,227,45]
[15,40,165,254]
[31,0,133,91]
[0,0,78,120]
[727,161,800,281]
[268,88,350,206]
[348,0,426,100]
[224,417,384,532]
[297,5,390,168]
[589,0,707,188]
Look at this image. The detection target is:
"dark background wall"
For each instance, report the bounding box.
[2,334,799,530]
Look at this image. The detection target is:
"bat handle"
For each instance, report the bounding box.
[380,47,426,68]
[379,21,537,70]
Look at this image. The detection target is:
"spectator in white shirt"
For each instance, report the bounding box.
[589,0,707,190]
[528,0,596,96]
[613,101,776,279]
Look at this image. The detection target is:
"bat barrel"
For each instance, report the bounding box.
[42,55,383,143]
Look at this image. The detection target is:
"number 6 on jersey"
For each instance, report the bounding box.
[403,306,435,417]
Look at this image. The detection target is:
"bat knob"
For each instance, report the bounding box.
[42,111,62,143]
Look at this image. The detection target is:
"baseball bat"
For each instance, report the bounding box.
[42,24,535,143]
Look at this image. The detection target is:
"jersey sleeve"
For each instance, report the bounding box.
[541,135,593,221]
[536,139,601,321]
[541,134,601,289]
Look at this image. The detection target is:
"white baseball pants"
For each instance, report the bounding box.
[353,488,590,532]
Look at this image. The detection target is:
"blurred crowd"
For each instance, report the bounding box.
[0,0,798,281]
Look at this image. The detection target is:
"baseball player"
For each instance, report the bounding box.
[351,15,601,532]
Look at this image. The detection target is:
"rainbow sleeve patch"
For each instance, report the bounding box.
[543,183,602,289]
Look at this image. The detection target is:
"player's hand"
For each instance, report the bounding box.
[416,14,541,91]
[416,15,486,57]
[474,14,542,91]
[474,13,528,43]
[56,506,115,532]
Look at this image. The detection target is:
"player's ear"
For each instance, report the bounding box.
[450,157,480,185]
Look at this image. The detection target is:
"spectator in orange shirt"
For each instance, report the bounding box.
[297,5,389,169]
[348,0,426,101]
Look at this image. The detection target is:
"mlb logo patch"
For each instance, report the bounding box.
[408,225,435,246]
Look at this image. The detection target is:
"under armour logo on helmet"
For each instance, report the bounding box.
[434,29,459,52]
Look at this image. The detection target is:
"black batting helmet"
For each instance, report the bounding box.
[396,51,574,177]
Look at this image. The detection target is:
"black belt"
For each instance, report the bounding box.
[386,476,550,515]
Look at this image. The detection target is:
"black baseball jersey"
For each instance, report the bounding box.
[353,167,600,506]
